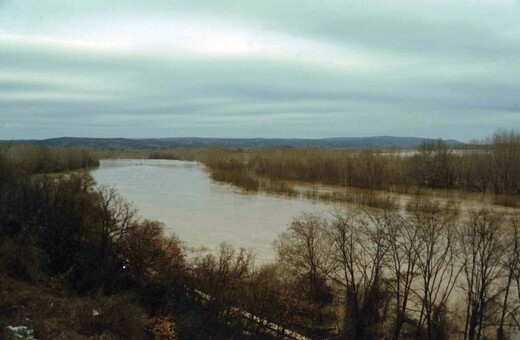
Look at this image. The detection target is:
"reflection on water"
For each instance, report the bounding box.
[91,159,336,264]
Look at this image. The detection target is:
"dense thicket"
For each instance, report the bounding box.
[194,131,520,201]
[2,144,99,175]
[186,242,337,339]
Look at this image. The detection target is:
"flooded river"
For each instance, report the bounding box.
[90,159,518,264]
[91,159,336,264]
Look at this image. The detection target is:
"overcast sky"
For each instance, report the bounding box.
[1,0,519,141]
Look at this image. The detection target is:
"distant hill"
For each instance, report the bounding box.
[1,136,465,150]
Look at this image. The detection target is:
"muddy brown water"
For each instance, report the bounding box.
[91,159,519,264]
[91,159,340,264]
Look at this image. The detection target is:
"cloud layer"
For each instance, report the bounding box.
[1,0,519,140]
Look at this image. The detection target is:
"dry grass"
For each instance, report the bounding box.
[260,180,299,197]
[304,188,399,210]
[0,275,151,339]
[210,169,260,192]
[494,195,520,208]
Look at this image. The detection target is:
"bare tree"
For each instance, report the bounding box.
[384,208,422,340]
[95,185,138,247]
[490,130,520,195]
[407,198,460,339]
[357,148,389,190]
[409,139,455,189]
[274,213,333,304]
[191,242,255,335]
[120,220,185,285]
[459,209,506,340]
[498,214,520,339]
[324,209,391,339]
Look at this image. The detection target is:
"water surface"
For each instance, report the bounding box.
[91,159,335,264]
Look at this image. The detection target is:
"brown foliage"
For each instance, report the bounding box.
[120,220,185,285]
[3,145,99,175]
[146,315,177,339]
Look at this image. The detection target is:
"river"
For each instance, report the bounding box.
[91,159,336,264]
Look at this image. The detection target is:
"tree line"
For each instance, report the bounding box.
[194,130,520,200]
[1,144,100,175]
[94,130,520,201]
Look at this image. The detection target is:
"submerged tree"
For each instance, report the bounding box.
[407,199,460,339]
[459,209,506,340]
[324,209,391,339]
[274,213,333,305]
[384,210,422,340]
[410,139,454,189]
[498,214,520,339]
[490,130,520,195]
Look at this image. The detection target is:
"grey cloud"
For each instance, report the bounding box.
[1,1,519,140]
